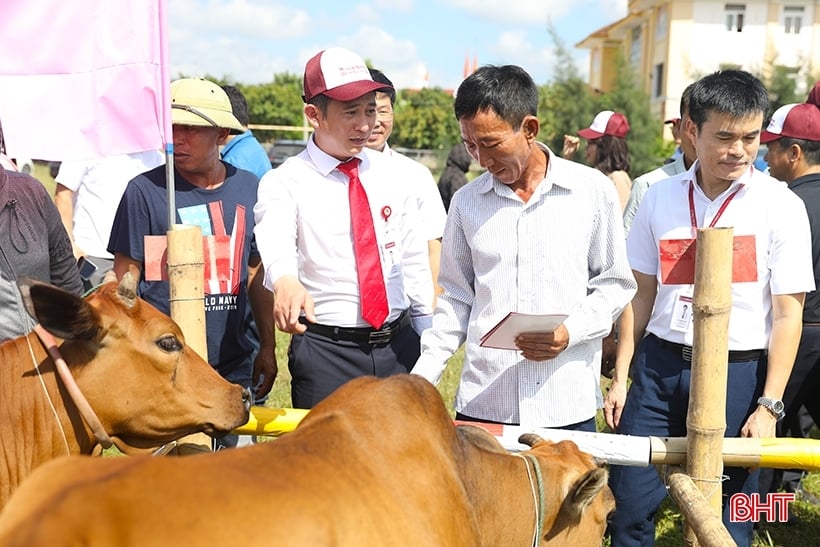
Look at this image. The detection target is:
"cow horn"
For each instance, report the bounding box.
[518,433,544,447]
[102,269,118,285]
[117,270,138,308]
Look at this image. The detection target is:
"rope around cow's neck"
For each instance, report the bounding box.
[516,453,546,547]
[25,333,70,455]
[31,324,114,450]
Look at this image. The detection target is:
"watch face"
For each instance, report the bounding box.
[772,400,785,413]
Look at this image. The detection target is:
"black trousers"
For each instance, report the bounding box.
[288,322,420,409]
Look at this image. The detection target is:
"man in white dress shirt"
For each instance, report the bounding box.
[366,68,446,305]
[411,64,636,431]
[254,47,433,409]
[608,69,814,547]
[54,150,164,290]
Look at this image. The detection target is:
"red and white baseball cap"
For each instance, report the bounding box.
[302,47,391,103]
[578,110,630,139]
[760,103,820,143]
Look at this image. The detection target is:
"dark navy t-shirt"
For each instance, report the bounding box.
[108,163,260,386]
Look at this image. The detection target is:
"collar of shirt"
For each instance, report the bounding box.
[221,130,252,158]
[472,142,582,202]
[687,158,758,200]
[305,135,374,177]
[790,172,820,191]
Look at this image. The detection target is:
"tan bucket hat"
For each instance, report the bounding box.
[170,77,244,134]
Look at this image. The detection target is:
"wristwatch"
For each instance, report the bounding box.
[757,397,785,420]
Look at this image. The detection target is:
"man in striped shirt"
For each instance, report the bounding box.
[411,64,635,431]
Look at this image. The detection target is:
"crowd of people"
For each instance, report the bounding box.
[4,43,820,546]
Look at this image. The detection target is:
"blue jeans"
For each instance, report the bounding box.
[608,334,766,547]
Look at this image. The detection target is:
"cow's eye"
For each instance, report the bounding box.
[157,335,182,353]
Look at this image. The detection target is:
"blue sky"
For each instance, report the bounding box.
[168,0,628,90]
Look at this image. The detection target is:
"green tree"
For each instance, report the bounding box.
[538,25,598,157]
[766,65,805,112]
[595,52,662,177]
[540,25,672,177]
[391,87,460,150]
[241,74,307,143]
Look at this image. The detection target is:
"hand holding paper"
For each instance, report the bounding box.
[480,312,569,355]
[515,327,570,361]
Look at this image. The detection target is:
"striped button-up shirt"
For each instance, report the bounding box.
[412,143,636,427]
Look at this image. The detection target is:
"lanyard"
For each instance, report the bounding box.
[688,181,744,235]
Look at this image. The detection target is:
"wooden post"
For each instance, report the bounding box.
[167,224,207,358]
[166,224,211,453]
[685,227,734,544]
[666,467,736,547]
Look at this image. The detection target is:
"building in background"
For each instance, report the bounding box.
[577,0,820,136]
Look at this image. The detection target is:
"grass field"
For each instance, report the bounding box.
[32,160,820,545]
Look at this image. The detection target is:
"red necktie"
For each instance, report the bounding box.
[338,158,389,329]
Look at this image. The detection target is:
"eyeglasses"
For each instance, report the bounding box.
[376,109,394,121]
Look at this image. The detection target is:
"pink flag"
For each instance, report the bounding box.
[0,0,168,161]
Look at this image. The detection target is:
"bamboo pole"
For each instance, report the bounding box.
[167,225,207,358]
[665,466,736,546]
[166,224,211,453]
[235,411,820,471]
[650,436,820,470]
[685,227,734,544]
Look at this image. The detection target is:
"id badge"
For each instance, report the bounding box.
[383,241,401,277]
[670,287,694,333]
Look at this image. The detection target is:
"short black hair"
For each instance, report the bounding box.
[680,82,694,118]
[307,94,331,115]
[769,136,820,166]
[688,70,769,131]
[368,68,396,105]
[221,85,250,127]
[453,65,537,128]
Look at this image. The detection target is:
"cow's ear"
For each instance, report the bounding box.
[546,466,610,540]
[457,424,506,453]
[566,467,609,516]
[17,278,101,341]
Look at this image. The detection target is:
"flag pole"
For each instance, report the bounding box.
[158,0,174,219]
[157,0,209,453]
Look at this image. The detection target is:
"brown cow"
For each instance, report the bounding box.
[0,374,613,546]
[0,274,251,510]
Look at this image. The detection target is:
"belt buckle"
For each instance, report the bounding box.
[681,345,692,362]
[368,329,392,345]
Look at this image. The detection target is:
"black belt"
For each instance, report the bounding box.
[653,335,766,363]
[300,312,410,345]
